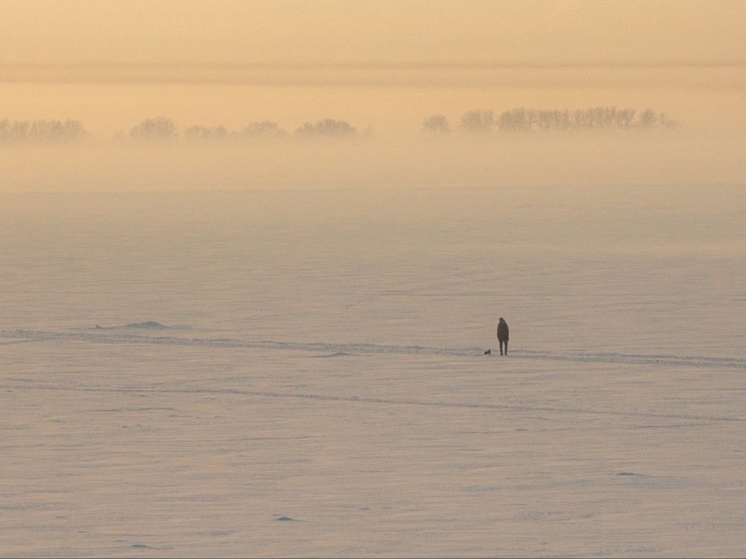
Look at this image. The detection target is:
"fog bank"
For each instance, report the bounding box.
[1,130,744,193]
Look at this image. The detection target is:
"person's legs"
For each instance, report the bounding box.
[499,340,505,355]
[504,340,508,356]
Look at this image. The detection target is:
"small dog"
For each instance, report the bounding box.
[484,349,491,355]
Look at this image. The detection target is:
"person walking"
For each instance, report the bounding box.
[497,317,509,356]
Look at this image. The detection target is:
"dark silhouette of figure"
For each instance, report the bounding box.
[497,317,509,356]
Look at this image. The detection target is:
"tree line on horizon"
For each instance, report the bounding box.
[0,116,363,145]
[424,106,678,134]
[0,118,87,144]
[0,106,678,145]
[126,116,362,142]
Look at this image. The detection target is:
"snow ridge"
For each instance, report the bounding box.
[2,328,745,370]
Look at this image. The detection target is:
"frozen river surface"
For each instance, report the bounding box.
[1,185,745,557]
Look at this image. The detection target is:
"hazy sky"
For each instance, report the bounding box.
[2,0,746,65]
[1,1,745,191]
[2,1,744,129]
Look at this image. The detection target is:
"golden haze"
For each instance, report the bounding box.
[1,1,744,192]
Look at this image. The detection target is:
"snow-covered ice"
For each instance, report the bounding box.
[1,185,744,557]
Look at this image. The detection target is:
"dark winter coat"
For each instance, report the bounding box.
[497,319,509,341]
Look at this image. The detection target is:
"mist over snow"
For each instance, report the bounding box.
[3,2,745,555]
[1,183,745,556]
[1,127,744,194]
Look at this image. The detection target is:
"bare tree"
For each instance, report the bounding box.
[129,117,177,141]
[658,112,678,129]
[498,108,529,131]
[495,106,675,132]
[0,119,86,143]
[295,119,357,137]
[422,114,450,134]
[243,121,287,138]
[0,119,27,142]
[636,109,657,130]
[460,110,494,133]
[615,108,636,129]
